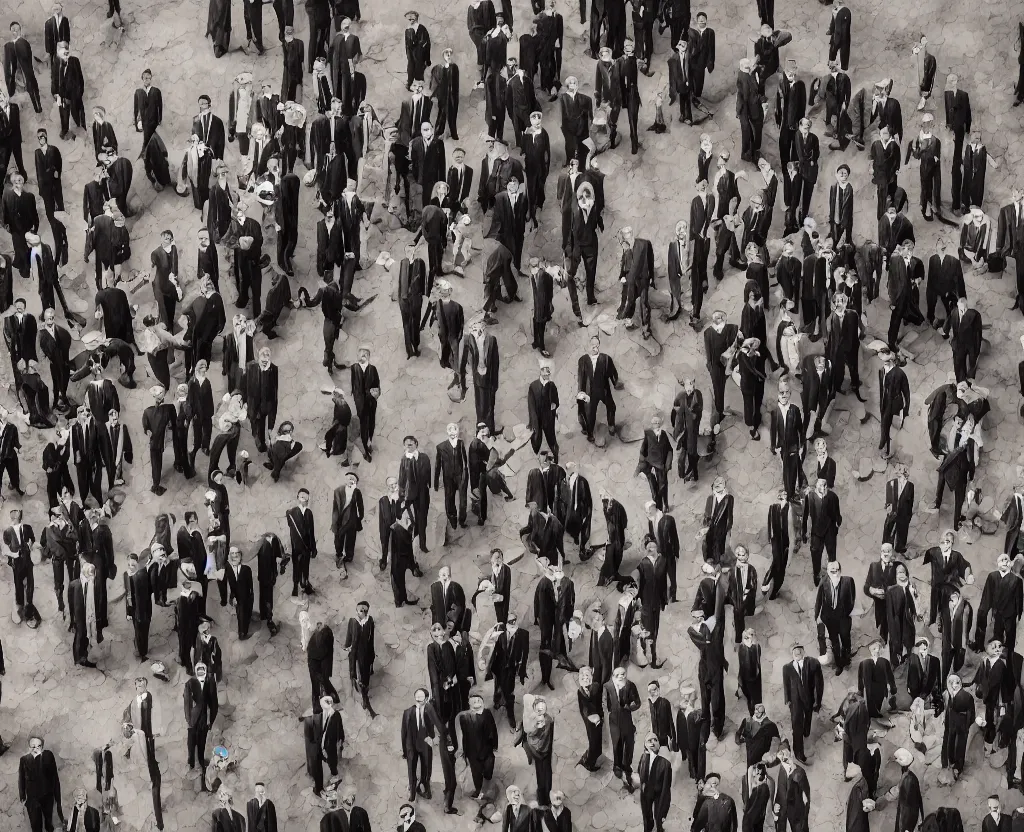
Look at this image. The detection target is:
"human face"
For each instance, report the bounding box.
[826,562,840,581]
[589,337,600,356]
[404,437,418,454]
[414,689,427,706]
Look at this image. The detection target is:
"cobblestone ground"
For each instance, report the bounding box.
[1,0,1024,829]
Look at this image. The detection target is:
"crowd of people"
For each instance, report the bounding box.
[2,0,1024,831]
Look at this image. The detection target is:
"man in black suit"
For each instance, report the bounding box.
[285,488,316,595]
[413,202,447,297]
[878,350,911,459]
[638,734,672,832]
[242,347,278,452]
[141,386,175,495]
[459,320,501,434]
[801,477,842,585]
[434,423,468,534]
[44,5,71,65]
[302,695,344,795]
[445,147,473,214]
[558,75,592,166]
[232,205,265,318]
[192,95,226,161]
[0,90,26,184]
[485,611,529,728]
[331,470,363,571]
[488,176,529,272]
[401,688,439,800]
[781,644,822,762]
[700,477,733,567]
[351,345,380,460]
[225,547,255,640]
[576,664,604,771]
[577,336,621,442]
[527,361,559,459]
[605,665,640,792]
[394,244,426,358]
[399,435,432,554]
[34,131,67,269]
[123,554,152,659]
[884,465,915,555]
[944,74,972,213]
[815,560,856,673]
[388,508,419,607]
[566,182,601,306]
[944,295,982,383]
[769,382,805,501]
[184,662,218,786]
[2,174,38,278]
[246,784,278,832]
[973,552,1023,658]
[19,736,62,832]
[736,58,764,163]
[133,69,163,147]
[3,23,41,112]
[211,788,244,831]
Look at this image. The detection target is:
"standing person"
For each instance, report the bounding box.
[142,386,176,495]
[577,336,621,442]
[254,533,281,636]
[762,489,790,599]
[782,644,822,763]
[459,320,501,434]
[878,351,910,459]
[34,130,67,267]
[638,734,672,832]
[286,489,316,596]
[343,600,376,715]
[769,382,804,502]
[19,737,63,832]
[3,23,42,112]
[184,662,218,789]
[281,26,304,101]
[350,345,380,462]
[671,378,702,483]
[124,555,153,660]
[302,696,344,795]
[801,478,842,585]
[133,69,163,147]
[305,617,339,712]
[121,676,164,830]
[884,465,915,554]
[401,688,438,801]
[576,665,603,771]
[404,11,431,89]
[331,470,364,573]
[736,58,764,164]
[225,547,255,640]
[247,784,278,832]
[458,690,499,803]
[699,477,734,568]
[486,611,529,729]
[940,674,973,779]
[434,423,468,536]
[605,666,640,793]
[815,560,856,674]
[3,508,38,628]
[973,553,1023,657]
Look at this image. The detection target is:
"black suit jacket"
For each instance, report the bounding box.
[242,362,279,423]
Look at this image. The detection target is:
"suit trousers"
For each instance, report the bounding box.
[292,551,310,590]
[823,615,852,667]
[187,724,210,768]
[133,617,150,657]
[950,129,966,209]
[309,667,340,712]
[611,729,635,775]
[11,559,34,610]
[406,747,432,791]
[934,475,966,529]
[25,796,56,832]
[739,116,762,162]
[790,707,812,759]
[530,418,558,458]
[644,466,669,510]
[474,384,496,433]
[442,474,468,528]
[567,247,599,303]
[581,717,603,766]
[335,528,358,563]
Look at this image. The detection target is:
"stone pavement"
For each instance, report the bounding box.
[2,0,1024,829]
